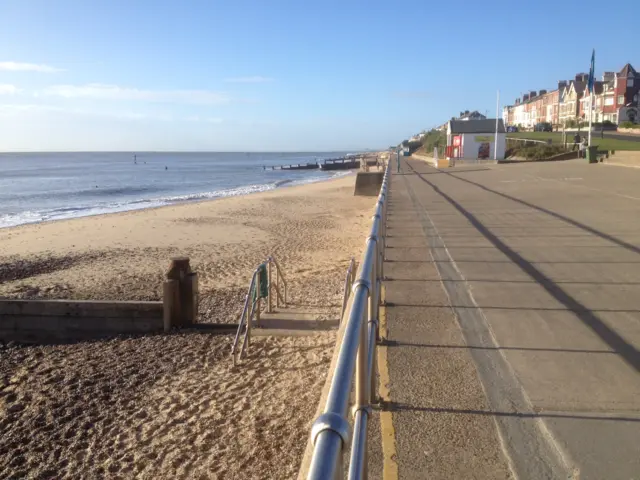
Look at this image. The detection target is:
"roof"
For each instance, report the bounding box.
[567,80,586,97]
[449,119,505,134]
[582,80,604,95]
[459,110,486,119]
[618,63,637,77]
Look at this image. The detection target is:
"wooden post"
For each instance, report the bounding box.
[163,279,179,331]
[166,257,194,327]
[186,272,198,324]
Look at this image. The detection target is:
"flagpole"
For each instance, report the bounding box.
[587,48,595,147]
[494,90,500,160]
[588,90,594,147]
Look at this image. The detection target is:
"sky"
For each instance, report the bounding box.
[0,0,638,152]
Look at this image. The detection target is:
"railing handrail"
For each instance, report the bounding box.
[506,137,548,145]
[340,257,357,323]
[306,158,390,479]
[231,255,288,366]
[269,255,287,289]
[231,264,262,366]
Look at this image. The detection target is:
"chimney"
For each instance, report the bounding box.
[529,90,537,98]
[523,93,530,102]
[558,80,567,90]
[464,110,469,115]
[460,111,464,117]
[602,72,614,81]
[575,73,588,82]
[539,89,547,96]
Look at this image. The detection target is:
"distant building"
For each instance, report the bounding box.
[502,63,640,127]
[446,119,506,161]
[457,110,487,121]
[612,63,639,123]
[560,78,586,125]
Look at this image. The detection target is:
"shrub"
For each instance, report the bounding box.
[620,121,640,129]
[507,144,567,160]
[421,129,446,152]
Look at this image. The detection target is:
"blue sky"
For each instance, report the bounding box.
[0,0,638,151]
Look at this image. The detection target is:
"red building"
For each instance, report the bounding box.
[612,64,639,123]
[579,64,640,123]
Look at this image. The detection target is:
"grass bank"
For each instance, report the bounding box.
[507,132,640,151]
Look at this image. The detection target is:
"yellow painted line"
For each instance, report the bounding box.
[378,284,398,480]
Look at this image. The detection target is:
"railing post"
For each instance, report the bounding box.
[256,272,261,326]
[355,292,370,407]
[267,259,273,313]
[276,261,280,308]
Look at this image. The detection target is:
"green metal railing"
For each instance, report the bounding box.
[231,256,287,366]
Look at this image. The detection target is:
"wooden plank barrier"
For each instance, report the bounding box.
[0,256,199,343]
[0,299,164,343]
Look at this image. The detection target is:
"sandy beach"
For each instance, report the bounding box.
[0,175,375,479]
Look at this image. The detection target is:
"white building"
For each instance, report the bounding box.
[458,110,487,121]
[446,119,506,161]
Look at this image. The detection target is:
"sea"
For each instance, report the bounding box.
[0,152,356,229]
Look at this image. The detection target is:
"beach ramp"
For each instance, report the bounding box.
[354,171,383,196]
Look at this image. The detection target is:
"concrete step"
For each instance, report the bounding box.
[251,308,339,337]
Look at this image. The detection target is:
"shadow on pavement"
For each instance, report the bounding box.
[384,403,640,423]
[385,340,616,355]
[443,170,640,256]
[408,164,640,373]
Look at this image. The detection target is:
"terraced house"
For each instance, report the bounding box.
[503,63,640,128]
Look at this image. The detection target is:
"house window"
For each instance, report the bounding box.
[628,79,634,87]
[618,95,625,105]
[605,97,614,106]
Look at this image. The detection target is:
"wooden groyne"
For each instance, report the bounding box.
[267,162,319,171]
[0,257,237,344]
[268,154,379,172]
[320,158,360,170]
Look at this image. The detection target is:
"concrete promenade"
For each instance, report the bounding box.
[369,157,640,479]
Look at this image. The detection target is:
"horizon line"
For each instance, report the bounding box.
[0,148,381,154]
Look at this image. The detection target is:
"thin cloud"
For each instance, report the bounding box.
[392,90,430,99]
[0,61,63,73]
[41,83,232,105]
[0,84,21,95]
[184,115,224,123]
[224,76,274,83]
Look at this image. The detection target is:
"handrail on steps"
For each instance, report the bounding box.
[231,255,287,366]
[340,257,357,323]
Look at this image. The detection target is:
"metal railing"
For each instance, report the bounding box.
[340,258,357,323]
[231,255,287,366]
[506,137,550,145]
[306,160,389,479]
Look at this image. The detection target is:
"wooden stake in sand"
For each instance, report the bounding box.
[163,279,179,331]
[165,257,198,327]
